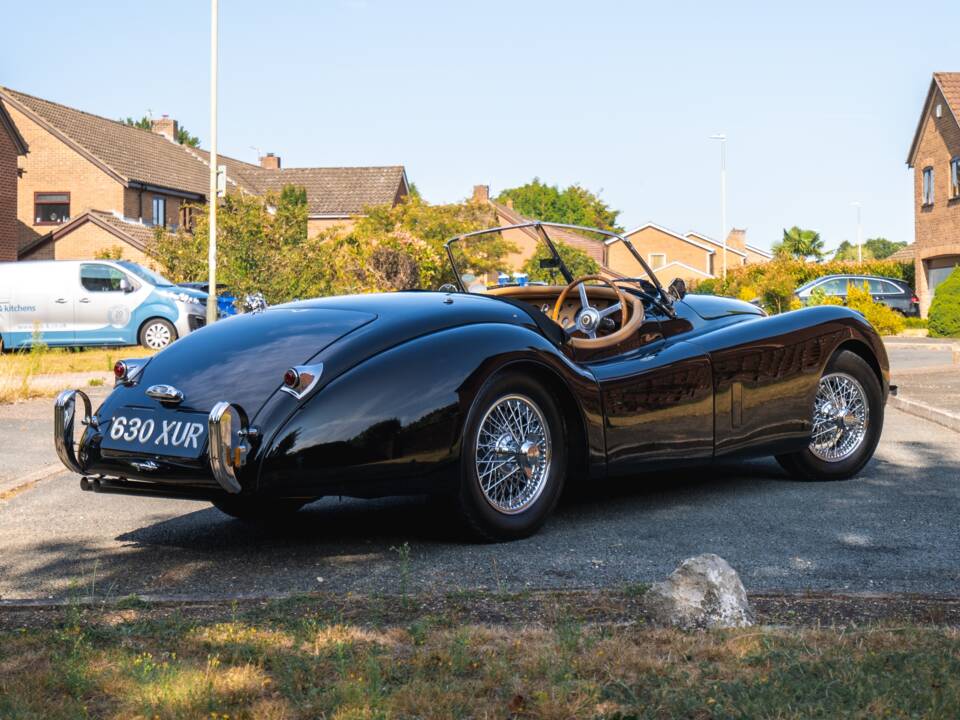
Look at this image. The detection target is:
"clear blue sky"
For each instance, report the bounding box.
[2,0,955,251]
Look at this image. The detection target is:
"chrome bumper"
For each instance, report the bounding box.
[207,401,256,495]
[54,389,92,474]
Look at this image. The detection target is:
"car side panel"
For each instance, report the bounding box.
[683,306,889,458]
[256,323,603,499]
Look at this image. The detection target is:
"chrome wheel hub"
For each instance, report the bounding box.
[475,394,551,514]
[810,372,869,462]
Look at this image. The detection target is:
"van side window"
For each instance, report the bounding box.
[80,264,126,292]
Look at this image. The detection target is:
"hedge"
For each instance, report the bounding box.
[691,258,915,315]
[928,266,960,338]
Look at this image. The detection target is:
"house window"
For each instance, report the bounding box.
[152,196,166,226]
[922,167,935,206]
[648,253,666,270]
[35,192,70,225]
[951,158,960,199]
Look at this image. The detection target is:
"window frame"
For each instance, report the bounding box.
[79,263,128,293]
[922,166,935,206]
[152,196,167,227]
[951,158,960,200]
[34,191,71,226]
[648,253,666,270]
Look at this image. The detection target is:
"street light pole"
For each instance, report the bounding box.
[852,202,863,264]
[206,0,219,326]
[709,133,728,279]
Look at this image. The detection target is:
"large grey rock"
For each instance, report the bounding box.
[643,554,754,629]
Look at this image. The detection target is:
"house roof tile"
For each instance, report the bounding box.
[0,87,408,214]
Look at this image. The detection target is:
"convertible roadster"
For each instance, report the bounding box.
[54,223,891,540]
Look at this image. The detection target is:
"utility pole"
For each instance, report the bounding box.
[206,0,219,326]
[852,202,863,264]
[709,134,728,279]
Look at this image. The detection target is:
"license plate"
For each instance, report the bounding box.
[101,409,207,459]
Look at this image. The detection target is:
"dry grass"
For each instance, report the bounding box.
[1,597,959,719]
[0,347,154,403]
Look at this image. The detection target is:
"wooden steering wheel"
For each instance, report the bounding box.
[552,275,645,349]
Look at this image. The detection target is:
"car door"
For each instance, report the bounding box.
[586,298,714,475]
[4,263,76,347]
[74,263,145,345]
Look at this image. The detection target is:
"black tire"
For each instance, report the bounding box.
[457,371,567,542]
[776,350,883,481]
[139,318,177,350]
[212,496,306,523]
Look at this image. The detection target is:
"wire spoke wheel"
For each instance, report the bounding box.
[475,394,552,515]
[809,372,869,462]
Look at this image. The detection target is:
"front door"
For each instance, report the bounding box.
[74,263,143,345]
[587,300,714,475]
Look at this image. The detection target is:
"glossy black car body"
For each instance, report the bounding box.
[54,223,891,537]
[796,274,920,317]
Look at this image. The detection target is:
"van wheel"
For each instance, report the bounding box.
[139,318,177,350]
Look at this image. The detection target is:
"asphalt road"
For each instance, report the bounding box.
[1,406,958,601]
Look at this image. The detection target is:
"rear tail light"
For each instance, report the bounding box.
[280,364,324,400]
[114,358,148,386]
[911,295,919,304]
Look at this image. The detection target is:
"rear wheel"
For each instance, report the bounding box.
[212,496,306,523]
[457,372,566,541]
[776,350,883,481]
[139,318,177,350]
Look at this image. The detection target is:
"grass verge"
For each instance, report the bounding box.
[1,592,959,719]
[0,347,154,403]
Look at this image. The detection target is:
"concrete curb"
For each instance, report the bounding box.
[889,395,960,434]
[0,463,65,500]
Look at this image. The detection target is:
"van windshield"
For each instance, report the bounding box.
[118,261,174,287]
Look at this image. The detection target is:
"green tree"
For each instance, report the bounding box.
[864,237,907,260]
[773,226,825,261]
[122,115,201,147]
[496,179,622,233]
[522,240,600,284]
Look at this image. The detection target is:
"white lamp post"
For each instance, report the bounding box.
[206,0,219,326]
[709,133,727,279]
[851,201,863,264]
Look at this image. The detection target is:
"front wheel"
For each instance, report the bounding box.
[457,372,567,541]
[139,318,177,350]
[776,350,883,481]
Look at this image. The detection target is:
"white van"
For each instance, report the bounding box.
[0,260,209,351]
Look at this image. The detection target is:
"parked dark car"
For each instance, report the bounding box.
[55,223,892,541]
[795,275,920,317]
[178,282,238,316]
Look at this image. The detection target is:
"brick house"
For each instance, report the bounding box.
[0,98,28,262]
[472,184,768,286]
[907,72,960,316]
[0,87,409,262]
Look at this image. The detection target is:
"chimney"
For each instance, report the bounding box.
[260,152,281,170]
[150,115,178,143]
[726,228,747,252]
[472,184,490,204]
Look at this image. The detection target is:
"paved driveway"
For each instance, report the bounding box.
[1,406,958,601]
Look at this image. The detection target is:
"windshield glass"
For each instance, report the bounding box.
[118,261,174,287]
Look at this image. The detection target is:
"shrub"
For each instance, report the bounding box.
[928,267,960,338]
[807,284,905,335]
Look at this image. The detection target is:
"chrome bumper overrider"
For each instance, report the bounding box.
[207,401,256,495]
[54,389,92,474]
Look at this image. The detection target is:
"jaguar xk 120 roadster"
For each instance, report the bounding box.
[54,222,891,540]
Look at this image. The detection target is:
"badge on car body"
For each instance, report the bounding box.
[146,384,184,404]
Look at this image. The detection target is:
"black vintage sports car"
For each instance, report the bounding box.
[54,223,892,541]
